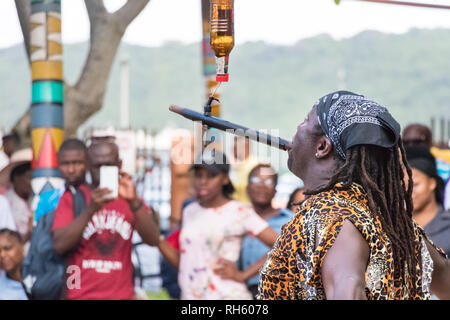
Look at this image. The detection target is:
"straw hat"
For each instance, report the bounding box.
[0,148,32,188]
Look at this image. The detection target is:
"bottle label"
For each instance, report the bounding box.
[215,56,229,75]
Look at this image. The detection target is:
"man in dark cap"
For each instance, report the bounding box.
[258,91,450,300]
[402,123,433,148]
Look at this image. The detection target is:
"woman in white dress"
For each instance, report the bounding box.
[158,150,278,300]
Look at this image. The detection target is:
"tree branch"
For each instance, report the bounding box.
[12,109,31,149]
[13,0,152,140]
[84,0,107,23]
[113,0,150,29]
[14,0,31,64]
[84,0,108,40]
[358,0,450,10]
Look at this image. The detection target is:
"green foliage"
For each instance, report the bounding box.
[146,288,172,300]
[0,29,449,139]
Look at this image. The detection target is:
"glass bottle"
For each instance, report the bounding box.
[210,0,234,82]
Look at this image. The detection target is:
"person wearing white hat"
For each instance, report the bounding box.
[0,148,32,192]
[0,148,33,243]
[0,132,20,176]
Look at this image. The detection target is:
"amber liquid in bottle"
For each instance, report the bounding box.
[210,0,234,82]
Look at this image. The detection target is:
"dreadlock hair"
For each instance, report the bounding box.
[305,128,420,298]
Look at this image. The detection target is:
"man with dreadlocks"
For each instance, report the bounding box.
[258,91,450,300]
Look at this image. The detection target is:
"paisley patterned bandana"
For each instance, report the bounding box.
[315,91,401,160]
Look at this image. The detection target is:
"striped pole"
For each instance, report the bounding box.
[30,0,64,206]
[201,0,222,117]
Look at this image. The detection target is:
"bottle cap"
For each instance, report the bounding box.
[216,74,229,82]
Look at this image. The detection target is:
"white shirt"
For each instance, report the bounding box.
[0,194,16,231]
[178,200,269,300]
[0,271,28,300]
[5,188,32,239]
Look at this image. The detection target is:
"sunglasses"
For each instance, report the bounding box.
[249,176,275,186]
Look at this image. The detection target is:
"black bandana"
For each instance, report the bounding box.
[315,90,401,159]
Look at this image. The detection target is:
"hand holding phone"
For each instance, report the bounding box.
[100,166,119,199]
[89,188,114,214]
[118,170,137,202]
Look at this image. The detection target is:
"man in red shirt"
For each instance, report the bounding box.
[52,140,160,300]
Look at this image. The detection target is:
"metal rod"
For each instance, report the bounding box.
[357,0,450,10]
[169,105,292,151]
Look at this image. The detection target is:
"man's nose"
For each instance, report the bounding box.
[198,176,209,185]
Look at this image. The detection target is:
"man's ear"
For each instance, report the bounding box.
[315,136,333,159]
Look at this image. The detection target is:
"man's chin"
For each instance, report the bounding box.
[287,157,302,179]
[67,180,84,187]
[287,155,293,172]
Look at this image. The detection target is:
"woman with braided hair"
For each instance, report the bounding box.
[258,91,450,300]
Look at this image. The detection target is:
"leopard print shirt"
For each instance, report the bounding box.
[258,183,446,300]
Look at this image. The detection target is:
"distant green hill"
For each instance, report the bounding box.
[1,28,449,139]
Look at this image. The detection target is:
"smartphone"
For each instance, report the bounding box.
[100,166,119,199]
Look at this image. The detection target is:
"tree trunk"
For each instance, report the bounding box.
[13,0,151,143]
[64,13,125,137]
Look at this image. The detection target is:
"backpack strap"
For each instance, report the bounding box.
[21,278,32,300]
[69,185,87,218]
[59,186,87,300]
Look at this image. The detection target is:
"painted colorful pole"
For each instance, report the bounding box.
[201,0,222,117]
[30,0,64,205]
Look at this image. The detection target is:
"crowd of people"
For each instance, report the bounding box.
[0,90,449,300]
